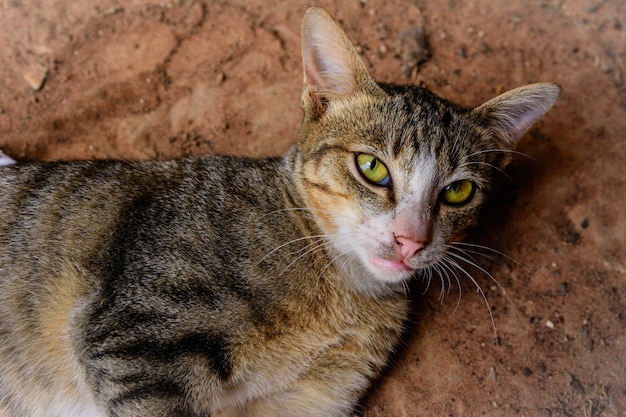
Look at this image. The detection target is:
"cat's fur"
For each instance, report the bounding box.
[0,7,559,417]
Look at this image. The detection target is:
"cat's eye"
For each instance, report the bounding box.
[356,153,391,186]
[441,180,475,205]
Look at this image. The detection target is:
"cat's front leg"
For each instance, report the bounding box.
[214,386,358,417]
[214,350,376,417]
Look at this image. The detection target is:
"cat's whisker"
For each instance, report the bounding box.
[442,254,498,338]
[428,259,453,306]
[441,262,452,294]
[436,259,463,312]
[319,250,350,277]
[305,233,362,278]
[450,246,495,261]
[426,266,435,295]
[418,266,433,295]
[431,261,451,301]
[419,264,438,296]
[400,279,410,295]
[447,247,521,319]
[451,241,531,274]
[310,232,363,277]
[446,245,481,266]
[450,273,464,317]
[465,148,535,161]
[284,237,331,258]
[432,260,464,317]
[432,266,445,301]
[263,230,352,276]
[278,239,335,276]
[444,258,463,314]
[459,160,514,182]
[258,233,335,264]
[439,256,462,310]
[337,250,358,273]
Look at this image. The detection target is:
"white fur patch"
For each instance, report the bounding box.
[0,152,16,166]
[328,153,440,289]
[403,153,438,209]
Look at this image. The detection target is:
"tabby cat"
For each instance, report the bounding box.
[0,7,559,417]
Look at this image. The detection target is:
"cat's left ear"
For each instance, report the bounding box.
[300,7,383,118]
[473,82,561,148]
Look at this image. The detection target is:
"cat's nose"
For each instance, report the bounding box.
[395,235,426,260]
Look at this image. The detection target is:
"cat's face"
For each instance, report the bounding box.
[291,8,559,291]
[294,88,500,285]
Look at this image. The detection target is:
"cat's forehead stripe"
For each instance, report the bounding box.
[386,91,451,156]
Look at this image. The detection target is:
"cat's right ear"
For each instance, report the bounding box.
[301,7,381,118]
[472,82,561,148]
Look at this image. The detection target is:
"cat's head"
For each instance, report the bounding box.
[291,8,559,293]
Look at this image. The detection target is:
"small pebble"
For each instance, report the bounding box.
[546,320,555,329]
[23,63,48,91]
[100,6,124,17]
[478,41,492,53]
[570,375,585,395]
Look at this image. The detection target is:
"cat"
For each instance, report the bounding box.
[0,7,559,417]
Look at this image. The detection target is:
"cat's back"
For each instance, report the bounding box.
[0,155,294,316]
[0,155,285,258]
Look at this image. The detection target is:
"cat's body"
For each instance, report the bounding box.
[0,156,407,417]
[0,8,559,417]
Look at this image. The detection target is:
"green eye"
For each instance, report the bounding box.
[441,180,475,205]
[356,153,390,186]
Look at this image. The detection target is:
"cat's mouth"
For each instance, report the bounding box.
[369,256,412,272]
[364,254,419,284]
[365,246,445,283]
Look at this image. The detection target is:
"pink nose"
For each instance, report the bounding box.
[395,235,426,260]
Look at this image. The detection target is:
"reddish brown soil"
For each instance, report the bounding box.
[1,1,624,416]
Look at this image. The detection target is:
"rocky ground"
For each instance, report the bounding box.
[1,0,624,416]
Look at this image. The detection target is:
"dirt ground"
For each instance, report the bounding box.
[0,0,624,416]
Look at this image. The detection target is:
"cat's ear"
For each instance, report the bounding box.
[473,83,561,148]
[301,7,382,117]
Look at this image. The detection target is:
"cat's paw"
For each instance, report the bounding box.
[0,151,17,166]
